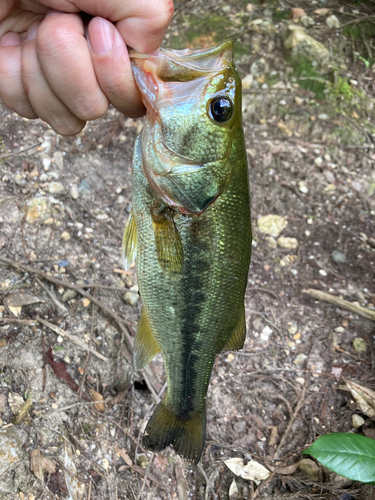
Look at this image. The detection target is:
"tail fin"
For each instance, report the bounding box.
[143,399,206,463]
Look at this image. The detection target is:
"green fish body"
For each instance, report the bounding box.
[123,42,251,463]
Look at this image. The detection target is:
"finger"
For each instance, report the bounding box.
[0,39,37,118]
[88,17,144,118]
[36,12,109,121]
[22,27,86,135]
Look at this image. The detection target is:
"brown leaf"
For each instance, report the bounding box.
[47,348,79,393]
[154,453,168,472]
[6,292,44,307]
[117,448,133,467]
[42,457,56,474]
[364,429,375,439]
[344,378,375,418]
[88,388,105,412]
[314,8,330,15]
[275,462,300,475]
[30,449,44,482]
[291,8,306,18]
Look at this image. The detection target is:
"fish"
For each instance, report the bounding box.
[123,40,252,463]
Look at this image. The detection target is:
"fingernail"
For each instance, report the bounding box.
[46,10,63,17]
[0,32,21,47]
[27,21,42,41]
[89,18,114,55]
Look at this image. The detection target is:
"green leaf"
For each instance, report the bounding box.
[303,433,375,484]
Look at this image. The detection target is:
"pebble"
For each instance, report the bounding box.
[43,157,52,171]
[58,260,69,267]
[266,236,277,248]
[61,231,71,241]
[353,337,367,353]
[242,74,253,90]
[78,180,91,196]
[300,15,315,27]
[123,291,139,306]
[288,324,298,335]
[319,269,327,276]
[117,195,125,204]
[82,298,91,307]
[314,157,323,166]
[260,325,273,342]
[53,151,64,169]
[318,113,329,120]
[48,182,65,194]
[326,14,340,29]
[352,414,365,428]
[62,289,77,302]
[70,185,79,200]
[298,458,319,479]
[293,353,307,364]
[0,426,24,475]
[26,196,50,223]
[257,215,288,237]
[277,236,299,249]
[331,250,346,264]
[44,217,54,225]
[246,3,255,13]
[295,96,303,105]
[298,181,308,193]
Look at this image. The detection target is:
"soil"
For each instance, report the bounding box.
[0,0,374,499]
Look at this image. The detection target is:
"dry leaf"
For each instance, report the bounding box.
[117,448,133,467]
[31,449,44,482]
[8,306,22,317]
[14,398,33,424]
[344,378,375,418]
[224,458,270,481]
[314,8,330,15]
[42,456,56,474]
[0,339,7,348]
[291,8,306,18]
[8,393,24,414]
[229,478,239,499]
[275,462,300,475]
[6,292,44,307]
[89,388,105,412]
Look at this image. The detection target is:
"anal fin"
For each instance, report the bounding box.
[122,210,137,271]
[152,208,183,274]
[134,307,161,370]
[223,305,246,351]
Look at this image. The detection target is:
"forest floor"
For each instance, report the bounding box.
[0,0,374,499]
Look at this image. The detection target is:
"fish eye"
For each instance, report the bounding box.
[209,96,233,123]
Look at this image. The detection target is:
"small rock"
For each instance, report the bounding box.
[291,7,306,19]
[295,96,303,105]
[257,215,288,237]
[44,217,54,225]
[26,197,50,223]
[353,337,367,353]
[326,14,340,29]
[78,180,91,196]
[48,182,65,194]
[298,181,308,193]
[300,15,315,28]
[43,157,52,171]
[319,269,327,276]
[318,113,329,120]
[117,195,125,204]
[352,414,365,428]
[331,474,353,488]
[222,5,231,13]
[260,325,273,342]
[293,353,307,364]
[70,185,79,200]
[82,298,91,307]
[331,250,346,264]
[266,236,277,249]
[288,324,298,335]
[296,377,305,385]
[283,25,329,67]
[58,260,69,268]
[277,236,299,249]
[61,231,70,241]
[351,181,362,192]
[0,426,24,475]
[53,151,64,169]
[314,157,323,166]
[245,3,255,13]
[123,292,139,306]
[242,74,253,90]
[62,289,77,302]
[298,458,319,479]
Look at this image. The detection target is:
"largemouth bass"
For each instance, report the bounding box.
[123,41,251,463]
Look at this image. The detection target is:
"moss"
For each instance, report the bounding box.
[273,8,291,20]
[292,61,327,100]
[53,345,65,351]
[326,76,366,113]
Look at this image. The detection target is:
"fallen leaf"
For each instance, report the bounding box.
[30,449,44,482]
[47,348,79,392]
[291,8,306,18]
[88,388,105,412]
[154,452,168,472]
[14,398,33,424]
[275,462,300,475]
[8,306,22,317]
[224,457,270,481]
[117,448,133,467]
[344,378,375,418]
[314,8,330,15]
[42,457,56,474]
[8,393,24,414]
[6,292,44,307]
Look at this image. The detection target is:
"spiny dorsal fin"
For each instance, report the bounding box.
[122,210,137,271]
[223,305,246,351]
[152,209,183,274]
[134,307,161,370]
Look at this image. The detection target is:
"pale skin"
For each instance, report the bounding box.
[0,0,174,135]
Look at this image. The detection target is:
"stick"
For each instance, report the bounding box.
[36,316,108,362]
[302,288,375,322]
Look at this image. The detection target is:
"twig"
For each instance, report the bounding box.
[87,480,92,500]
[0,256,134,357]
[176,458,189,500]
[136,453,154,500]
[36,316,108,362]
[79,295,96,398]
[0,142,38,159]
[247,309,281,334]
[0,318,37,326]
[247,287,278,299]
[340,15,375,28]
[274,384,306,459]
[35,277,68,315]
[302,288,375,322]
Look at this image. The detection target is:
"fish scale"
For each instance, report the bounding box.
[123,41,252,462]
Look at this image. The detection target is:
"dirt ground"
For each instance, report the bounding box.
[0,0,375,499]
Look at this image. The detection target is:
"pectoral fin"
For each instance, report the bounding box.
[223,306,246,351]
[122,210,137,271]
[152,209,183,273]
[134,307,161,370]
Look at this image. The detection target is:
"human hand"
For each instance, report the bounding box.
[0,0,174,135]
